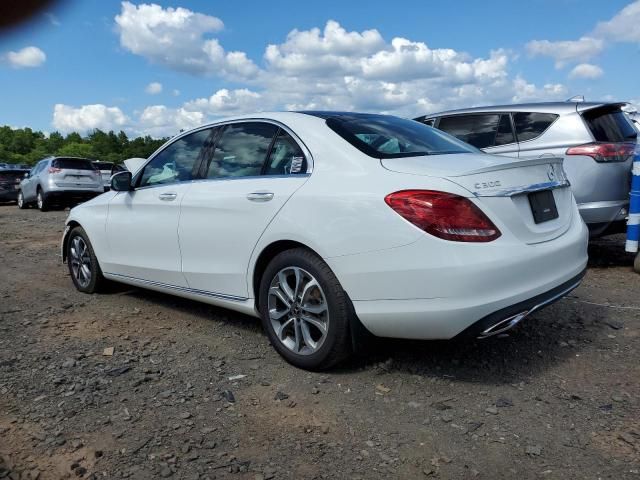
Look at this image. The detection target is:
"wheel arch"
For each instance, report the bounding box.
[61,220,81,263]
[251,240,323,302]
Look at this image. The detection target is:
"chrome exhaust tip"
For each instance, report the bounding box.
[477,310,530,339]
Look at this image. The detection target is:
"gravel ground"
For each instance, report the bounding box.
[1,204,639,480]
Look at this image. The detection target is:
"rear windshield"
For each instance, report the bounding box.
[93,162,113,170]
[583,106,637,142]
[325,115,478,158]
[52,158,95,170]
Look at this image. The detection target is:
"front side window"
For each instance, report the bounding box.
[206,122,278,179]
[437,114,504,149]
[264,130,307,175]
[139,128,214,188]
[513,112,558,142]
[325,114,477,159]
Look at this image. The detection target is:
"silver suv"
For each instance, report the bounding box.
[415,102,638,236]
[18,156,104,211]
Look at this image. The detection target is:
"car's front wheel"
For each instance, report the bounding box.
[67,226,104,293]
[259,248,352,370]
[17,191,26,209]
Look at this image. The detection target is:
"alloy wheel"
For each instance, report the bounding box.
[37,192,43,209]
[17,192,23,208]
[69,236,92,288]
[268,266,329,355]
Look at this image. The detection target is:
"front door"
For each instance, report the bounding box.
[103,127,214,286]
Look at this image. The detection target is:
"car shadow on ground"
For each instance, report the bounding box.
[97,235,629,384]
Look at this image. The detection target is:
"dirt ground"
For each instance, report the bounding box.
[0,204,639,480]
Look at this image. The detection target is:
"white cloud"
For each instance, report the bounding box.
[115,1,258,79]
[136,105,204,137]
[526,1,640,67]
[526,37,604,67]
[5,46,46,68]
[569,63,604,79]
[595,0,640,43]
[53,104,129,134]
[145,81,163,94]
[183,88,263,116]
[172,89,181,96]
[44,12,61,26]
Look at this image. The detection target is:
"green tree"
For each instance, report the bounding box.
[58,142,94,158]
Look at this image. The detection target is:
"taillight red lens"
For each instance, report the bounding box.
[385,190,501,242]
[566,142,635,162]
[48,167,62,174]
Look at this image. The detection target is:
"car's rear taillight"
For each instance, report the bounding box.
[48,167,62,174]
[566,142,635,162]
[384,190,501,242]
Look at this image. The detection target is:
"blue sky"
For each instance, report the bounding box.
[0,0,638,137]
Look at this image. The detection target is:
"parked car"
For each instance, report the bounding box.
[93,161,126,191]
[0,167,30,202]
[61,112,588,369]
[0,163,9,169]
[415,102,638,237]
[18,156,104,211]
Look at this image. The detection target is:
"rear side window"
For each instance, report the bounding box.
[263,130,307,175]
[437,114,515,149]
[326,115,477,158]
[52,158,95,170]
[206,122,279,179]
[513,112,558,142]
[583,106,637,142]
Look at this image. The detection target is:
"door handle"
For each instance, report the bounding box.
[158,192,178,201]
[247,192,274,202]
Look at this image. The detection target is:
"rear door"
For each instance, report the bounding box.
[436,113,519,157]
[179,122,310,298]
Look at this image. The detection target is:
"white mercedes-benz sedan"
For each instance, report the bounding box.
[61,112,588,370]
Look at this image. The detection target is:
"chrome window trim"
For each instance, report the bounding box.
[105,272,248,302]
[131,173,311,192]
[136,118,314,190]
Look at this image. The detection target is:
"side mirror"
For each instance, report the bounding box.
[111,171,133,191]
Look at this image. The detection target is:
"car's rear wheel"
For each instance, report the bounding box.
[36,189,49,212]
[259,248,352,370]
[67,226,104,293]
[17,191,26,209]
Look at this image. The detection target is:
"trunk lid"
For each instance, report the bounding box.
[381,153,574,245]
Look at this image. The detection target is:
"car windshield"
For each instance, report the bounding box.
[324,114,479,158]
[52,158,95,170]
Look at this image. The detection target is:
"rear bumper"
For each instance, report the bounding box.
[578,200,628,236]
[328,209,588,340]
[454,269,585,339]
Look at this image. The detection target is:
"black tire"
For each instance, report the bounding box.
[17,191,27,209]
[258,248,352,370]
[36,189,49,212]
[66,226,105,294]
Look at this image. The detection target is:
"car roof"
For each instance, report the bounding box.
[420,101,626,119]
